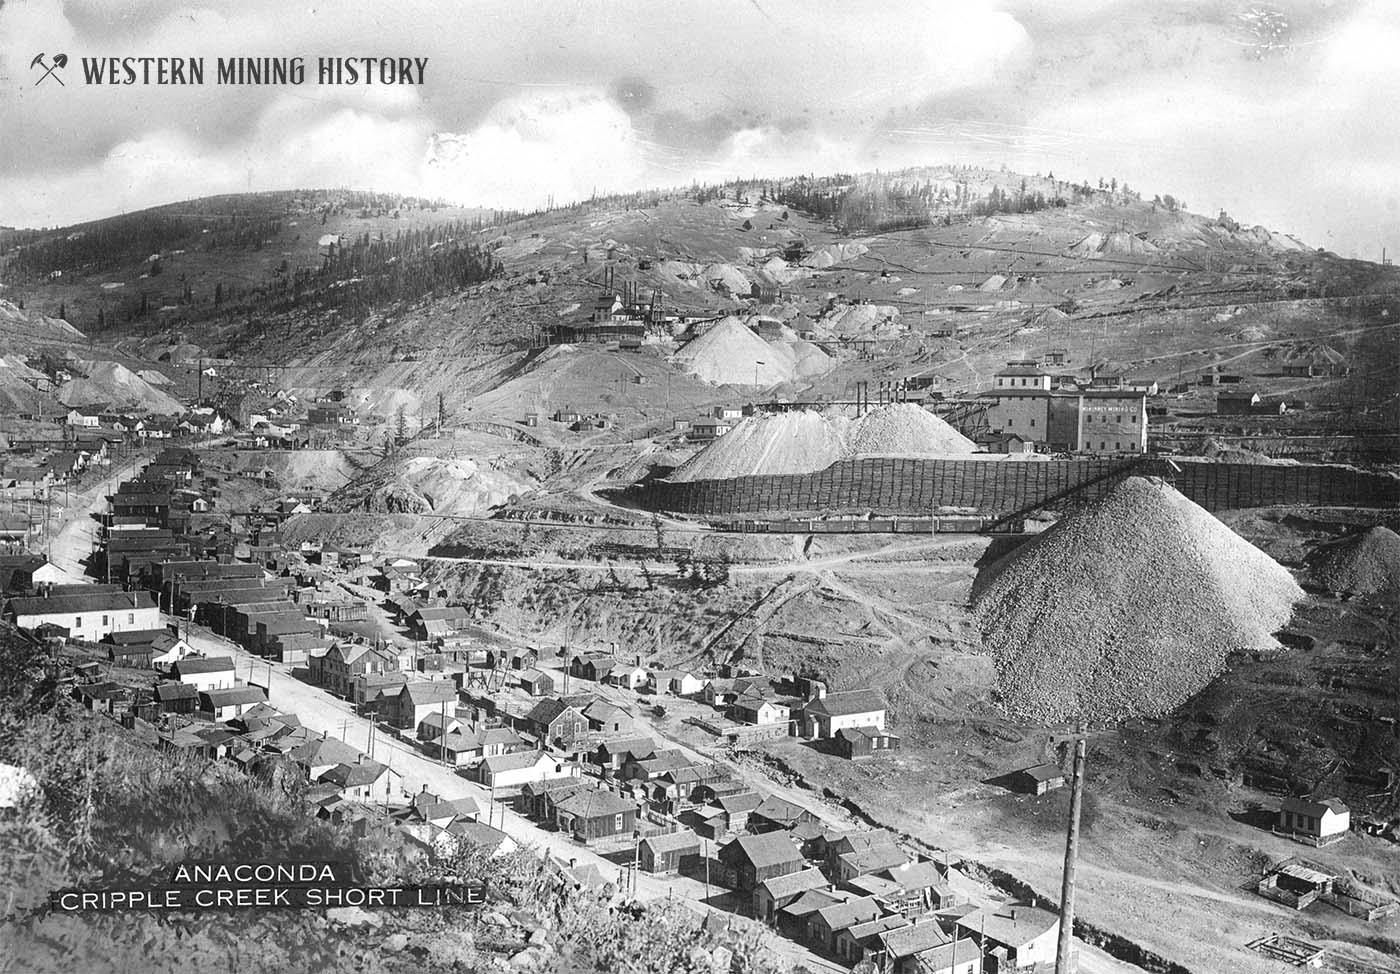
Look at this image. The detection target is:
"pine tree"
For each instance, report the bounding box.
[57,302,65,319]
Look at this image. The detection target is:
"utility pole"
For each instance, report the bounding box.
[1056,726,1088,974]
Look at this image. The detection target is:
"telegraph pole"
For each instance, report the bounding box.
[1056,727,1088,974]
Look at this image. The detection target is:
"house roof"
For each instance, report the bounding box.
[879,859,946,892]
[641,831,702,855]
[838,843,909,877]
[419,797,480,822]
[553,789,636,819]
[955,903,1058,948]
[1017,763,1065,782]
[1281,796,1349,817]
[756,866,827,900]
[106,628,170,645]
[879,919,958,957]
[414,606,469,622]
[319,759,389,788]
[444,818,512,852]
[829,830,896,855]
[845,914,910,945]
[723,833,804,870]
[171,656,235,675]
[400,681,457,706]
[836,725,895,743]
[526,698,579,726]
[779,889,842,918]
[584,700,627,723]
[418,711,462,731]
[482,750,552,774]
[753,795,810,825]
[201,686,267,708]
[10,590,158,616]
[155,682,198,701]
[289,736,363,767]
[595,736,656,760]
[717,791,764,814]
[814,896,882,933]
[802,689,886,718]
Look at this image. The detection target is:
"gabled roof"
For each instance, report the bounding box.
[584,699,628,723]
[779,889,842,918]
[201,686,267,708]
[482,750,553,774]
[722,833,804,869]
[836,725,895,743]
[838,842,909,876]
[594,737,656,760]
[10,590,158,616]
[845,914,910,945]
[716,791,763,814]
[1281,796,1349,817]
[813,896,882,933]
[753,794,810,825]
[527,697,579,725]
[1017,763,1065,782]
[553,789,636,819]
[289,736,363,767]
[419,797,480,822]
[155,682,198,701]
[803,689,886,718]
[756,866,827,900]
[319,759,389,788]
[171,656,235,675]
[879,922,955,959]
[879,859,946,892]
[641,831,702,855]
[400,681,457,706]
[955,903,1058,948]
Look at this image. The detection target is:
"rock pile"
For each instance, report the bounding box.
[972,476,1303,723]
[1307,526,1400,596]
[670,404,975,481]
[674,317,793,387]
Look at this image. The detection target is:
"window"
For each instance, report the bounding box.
[1006,418,1013,427]
[614,813,624,832]
[1030,418,1036,427]
[1132,414,1138,423]
[75,616,82,628]
[127,613,134,624]
[102,615,109,626]
[1116,442,1121,450]
[1100,441,1106,450]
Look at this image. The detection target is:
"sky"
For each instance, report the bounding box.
[0,0,1397,259]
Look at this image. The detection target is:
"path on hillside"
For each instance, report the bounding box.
[46,453,150,577]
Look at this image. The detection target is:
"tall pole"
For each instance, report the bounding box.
[1056,732,1088,974]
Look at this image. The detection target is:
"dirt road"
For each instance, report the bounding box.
[173,620,844,973]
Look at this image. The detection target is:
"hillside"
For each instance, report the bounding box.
[2,172,1395,444]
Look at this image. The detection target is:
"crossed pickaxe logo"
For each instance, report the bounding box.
[31,53,68,86]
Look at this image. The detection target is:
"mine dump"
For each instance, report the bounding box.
[669,403,976,481]
[972,477,1304,723]
[1306,525,1400,596]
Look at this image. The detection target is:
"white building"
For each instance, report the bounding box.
[7,590,160,642]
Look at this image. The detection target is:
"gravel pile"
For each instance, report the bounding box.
[1307,526,1400,595]
[671,410,843,481]
[972,476,1303,723]
[674,316,793,386]
[671,404,975,481]
[844,403,976,456]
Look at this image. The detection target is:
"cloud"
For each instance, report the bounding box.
[424,89,650,207]
[0,0,1395,256]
